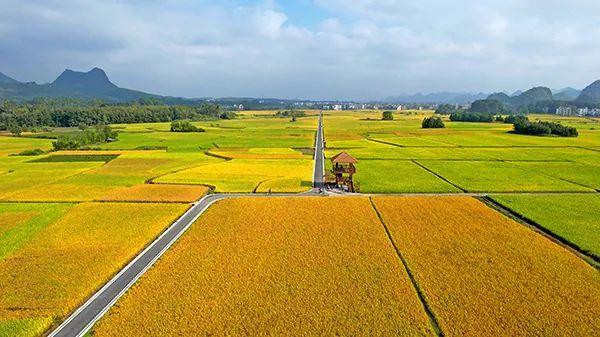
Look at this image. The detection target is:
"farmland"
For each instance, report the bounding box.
[324,111,600,193]
[88,196,600,336]
[0,113,319,336]
[1,110,600,337]
[371,196,600,336]
[90,197,435,336]
[0,202,187,337]
[490,194,600,259]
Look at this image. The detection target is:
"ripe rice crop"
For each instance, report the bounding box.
[90,197,435,336]
[0,203,73,261]
[0,135,53,156]
[0,202,188,337]
[371,196,600,336]
[0,162,104,200]
[155,159,313,192]
[100,184,210,202]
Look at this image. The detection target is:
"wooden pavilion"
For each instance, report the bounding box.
[330,152,358,192]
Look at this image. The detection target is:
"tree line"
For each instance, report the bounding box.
[0,98,231,132]
[513,119,578,137]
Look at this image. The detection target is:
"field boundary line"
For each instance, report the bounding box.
[368,197,445,337]
[363,135,405,148]
[411,160,467,192]
[505,161,598,192]
[480,196,600,270]
[579,146,600,153]
[47,194,231,337]
[72,196,227,337]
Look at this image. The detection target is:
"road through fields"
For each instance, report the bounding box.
[313,112,325,189]
[48,112,326,337]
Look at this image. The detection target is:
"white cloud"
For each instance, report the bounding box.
[1,0,600,99]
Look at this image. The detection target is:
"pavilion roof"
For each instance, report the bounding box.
[331,151,358,164]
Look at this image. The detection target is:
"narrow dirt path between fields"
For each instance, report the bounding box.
[368,197,445,337]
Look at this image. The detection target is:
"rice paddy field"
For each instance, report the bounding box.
[90,197,436,336]
[371,196,600,336]
[323,111,600,193]
[0,202,187,337]
[490,194,600,259]
[89,196,600,336]
[1,110,600,336]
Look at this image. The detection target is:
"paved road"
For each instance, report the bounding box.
[48,194,230,337]
[49,114,328,337]
[313,112,325,189]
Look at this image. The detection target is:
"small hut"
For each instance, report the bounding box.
[331,152,358,192]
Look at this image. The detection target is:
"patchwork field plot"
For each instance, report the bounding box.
[90,197,436,337]
[105,117,316,151]
[491,194,600,259]
[348,160,460,193]
[324,111,600,193]
[0,202,187,337]
[155,159,313,192]
[0,135,53,156]
[511,161,600,190]
[371,196,600,336]
[0,151,221,202]
[416,160,593,192]
[100,184,209,202]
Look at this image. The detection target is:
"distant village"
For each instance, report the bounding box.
[556,106,600,117]
[229,101,470,112]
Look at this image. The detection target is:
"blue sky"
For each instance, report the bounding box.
[1,0,600,100]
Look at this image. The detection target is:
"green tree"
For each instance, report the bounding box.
[422,116,445,128]
[382,111,394,120]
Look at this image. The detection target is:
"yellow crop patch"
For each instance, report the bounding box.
[91,197,435,336]
[155,159,313,192]
[207,147,307,159]
[0,202,188,337]
[371,196,600,336]
[100,184,210,202]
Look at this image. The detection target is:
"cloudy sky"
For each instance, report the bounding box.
[1,0,600,100]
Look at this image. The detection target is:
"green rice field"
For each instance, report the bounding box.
[491,194,600,259]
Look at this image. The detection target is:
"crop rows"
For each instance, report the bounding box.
[90,197,436,336]
[0,202,187,337]
[371,196,600,336]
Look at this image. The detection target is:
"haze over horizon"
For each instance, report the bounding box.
[2,0,600,100]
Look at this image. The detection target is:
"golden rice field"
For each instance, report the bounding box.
[100,184,210,202]
[155,159,313,192]
[0,151,221,202]
[90,197,436,336]
[371,196,600,336]
[0,202,187,337]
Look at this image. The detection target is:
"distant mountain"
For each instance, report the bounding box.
[383,92,489,104]
[576,80,600,104]
[511,90,523,96]
[513,87,553,106]
[52,67,118,93]
[487,92,512,106]
[487,86,553,109]
[0,72,20,85]
[552,87,580,101]
[0,67,186,103]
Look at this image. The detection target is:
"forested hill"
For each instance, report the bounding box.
[0,67,190,103]
[576,80,600,104]
[0,72,20,84]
